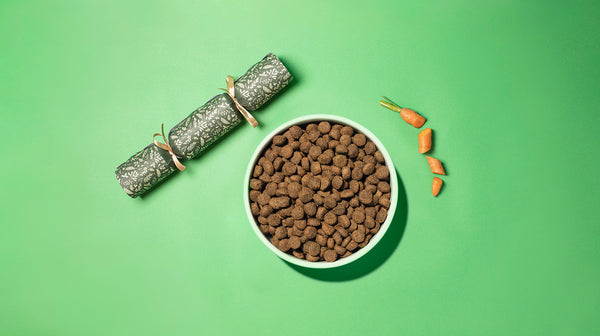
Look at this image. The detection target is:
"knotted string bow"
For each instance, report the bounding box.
[153,124,186,171]
[220,75,258,127]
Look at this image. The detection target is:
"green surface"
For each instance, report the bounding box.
[2,0,599,335]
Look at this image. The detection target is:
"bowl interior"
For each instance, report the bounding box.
[244,114,398,269]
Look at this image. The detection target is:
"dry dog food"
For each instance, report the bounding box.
[248,121,392,262]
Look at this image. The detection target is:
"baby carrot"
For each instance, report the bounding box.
[418,128,432,153]
[426,156,446,175]
[432,177,443,197]
[380,96,426,128]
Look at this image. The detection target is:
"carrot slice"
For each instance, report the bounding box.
[432,177,443,197]
[400,108,426,128]
[418,128,432,153]
[426,156,446,175]
[380,97,426,128]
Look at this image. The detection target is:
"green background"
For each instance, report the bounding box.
[2,0,599,335]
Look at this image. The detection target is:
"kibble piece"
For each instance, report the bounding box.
[253,165,263,178]
[251,202,260,216]
[282,162,297,176]
[304,202,317,217]
[335,144,348,155]
[335,225,349,238]
[339,134,352,146]
[316,234,327,246]
[304,241,320,256]
[334,245,346,256]
[292,250,304,259]
[289,236,301,249]
[299,187,314,203]
[332,155,347,168]
[376,208,388,224]
[306,254,320,262]
[249,179,263,190]
[278,238,290,252]
[340,126,353,136]
[269,196,290,209]
[374,151,385,163]
[271,172,284,183]
[364,141,377,155]
[321,223,335,236]
[362,163,375,176]
[280,145,293,159]
[375,165,390,180]
[331,175,343,190]
[316,206,327,220]
[351,167,364,180]
[318,121,331,134]
[352,133,367,147]
[351,229,365,243]
[275,226,288,239]
[304,226,317,239]
[273,135,288,146]
[365,184,377,194]
[338,215,350,228]
[291,206,304,220]
[377,181,391,193]
[347,144,359,158]
[324,249,337,262]
[352,208,366,224]
[323,211,337,225]
[323,196,337,209]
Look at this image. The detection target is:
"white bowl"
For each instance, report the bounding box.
[244,114,398,269]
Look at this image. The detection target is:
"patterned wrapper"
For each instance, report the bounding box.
[115,53,293,197]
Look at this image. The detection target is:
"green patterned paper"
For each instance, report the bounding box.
[115,53,293,197]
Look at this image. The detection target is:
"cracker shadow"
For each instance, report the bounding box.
[286,169,409,281]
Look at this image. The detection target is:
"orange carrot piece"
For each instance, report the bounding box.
[432,177,443,197]
[426,156,446,175]
[418,128,432,153]
[380,97,426,128]
[400,108,426,128]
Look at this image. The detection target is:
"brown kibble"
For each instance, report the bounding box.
[379,196,391,208]
[259,204,273,217]
[256,192,270,205]
[318,121,331,134]
[289,236,301,249]
[308,146,322,160]
[323,196,337,209]
[374,151,385,163]
[299,141,311,154]
[352,133,367,147]
[253,165,263,178]
[273,135,288,146]
[375,165,390,180]
[322,223,335,236]
[317,153,331,165]
[331,176,343,190]
[362,163,375,176]
[324,249,338,262]
[358,189,373,205]
[335,144,348,155]
[351,167,364,180]
[304,226,317,239]
[294,219,307,230]
[316,206,327,220]
[304,241,320,256]
[346,241,358,251]
[351,229,365,243]
[280,145,293,159]
[323,211,337,224]
[249,179,263,190]
[306,254,320,262]
[316,234,327,246]
[376,208,388,224]
[250,202,260,216]
[332,155,347,168]
[377,181,390,193]
[292,250,304,259]
[334,245,346,256]
[291,206,304,220]
[335,225,349,238]
[275,226,287,239]
[282,162,297,176]
[269,196,290,209]
[299,187,313,203]
[339,134,352,146]
[307,218,320,227]
[338,215,350,228]
[364,141,376,155]
[347,144,358,158]
[278,239,290,252]
[352,208,366,224]
[340,126,353,136]
[304,202,317,216]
